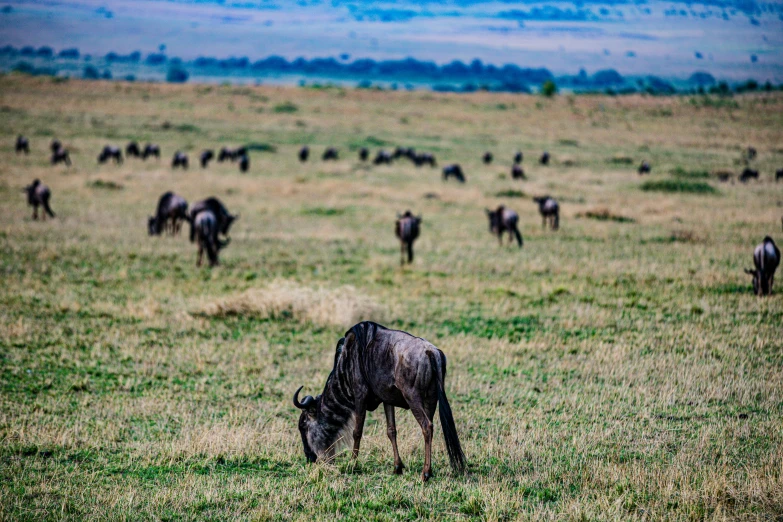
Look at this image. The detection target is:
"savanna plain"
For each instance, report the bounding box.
[1,76,782,521]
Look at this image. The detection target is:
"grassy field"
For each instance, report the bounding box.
[1,75,782,521]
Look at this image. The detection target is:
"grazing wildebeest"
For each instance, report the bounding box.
[776,169,782,182]
[189,197,238,242]
[148,192,188,236]
[513,151,523,164]
[142,143,160,160]
[534,196,560,230]
[483,152,493,165]
[395,211,422,265]
[193,210,230,267]
[746,147,757,161]
[511,164,526,180]
[638,161,651,175]
[172,152,189,169]
[218,146,247,163]
[322,147,339,161]
[442,164,465,183]
[414,152,437,167]
[540,151,550,165]
[97,145,123,164]
[745,236,780,296]
[23,179,55,220]
[486,205,523,247]
[299,146,309,162]
[126,141,141,158]
[238,154,249,173]
[739,168,759,183]
[715,171,733,183]
[51,147,71,166]
[374,150,393,165]
[15,135,29,154]
[359,148,369,162]
[293,321,466,481]
[200,150,214,168]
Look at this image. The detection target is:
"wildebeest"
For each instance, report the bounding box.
[511,164,526,180]
[293,321,466,481]
[414,152,437,167]
[322,147,339,161]
[745,236,780,296]
[172,152,189,169]
[739,168,759,183]
[98,145,123,164]
[15,135,29,154]
[23,179,55,220]
[394,146,413,160]
[51,147,71,166]
[142,143,160,160]
[218,146,246,163]
[638,161,651,175]
[200,150,214,168]
[483,152,493,165]
[50,140,62,154]
[540,151,550,165]
[534,196,560,230]
[126,141,141,158]
[715,171,733,183]
[193,210,230,267]
[745,147,757,162]
[442,164,465,183]
[238,154,249,173]
[358,148,369,162]
[486,205,523,247]
[395,211,422,265]
[775,169,782,182]
[189,197,238,242]
[374,150,393,165]
[513,151,523,164]
[299,146,309,162]
[148,192,188,236]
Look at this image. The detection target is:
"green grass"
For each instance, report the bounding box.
[670,167,711,179]
[1,76,782,521]
[640,179,718,194]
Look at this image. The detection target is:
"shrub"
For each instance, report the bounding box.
[166,65,188,83]
[640,180,717,194]
[83,65,100,80]
[541,80,557,97]
[273,102,298,113]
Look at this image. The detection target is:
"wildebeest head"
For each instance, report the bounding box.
[485,206,503,234]
[148,216,160,236]
[745,268,761,295]
[293,386,321,463]
[221,213,238,236]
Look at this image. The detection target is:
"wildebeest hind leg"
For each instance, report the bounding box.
[384,404,404,474]
[33,206,38,220]
[407,397,434,481]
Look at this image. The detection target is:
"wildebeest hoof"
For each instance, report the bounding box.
[422,471,432,482]
[393,464,404,475]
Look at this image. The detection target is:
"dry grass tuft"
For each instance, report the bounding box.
[196,280,387,328]
[576,207,635,223]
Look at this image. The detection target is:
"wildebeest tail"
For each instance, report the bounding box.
[189,218,196,243]
[42,196,55,218]
[427,350,466,474]
[513,226,523,247]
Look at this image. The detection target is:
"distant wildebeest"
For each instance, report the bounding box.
[715,171,733,183]
[483,152,493,165]
[238,154,249,173]
[638,161,651,175]
[51,147,71,166]
[374,150,393,165]
[745,236,780,296]
[395,211,422,265]
[200,150,214,168]
[776,169,783,182]
[745,147,757,162]
[739,168,759,183]
[148,191,188,236]
[511,164,526,180]
[486,205,523,247]
[322,147,339,161]
[514,151,523,164]
[193,210,230,267]
[218,146,246,163]
[393,146,411,160]
[23,179,55,220]
[142,143,160,160]
[98,145,123,164]
[172,151,189,169]
[293,321,466,481]
[539,151,550,165]
[442,164,465,183]
[299,146,309,162]
[15,135,29,154]
[414,152,437,168]
[126,141,141,158]
[534,196,560,230]
[189,197,238,243]
[359,148,369,162]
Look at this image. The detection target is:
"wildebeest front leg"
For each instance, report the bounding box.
[400,242,405,266]
[352,406,367,458]
[33,205,38,220]
[197,244,203,266]
[384,404,404,474]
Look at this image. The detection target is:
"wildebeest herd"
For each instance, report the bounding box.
[13,133,783,481]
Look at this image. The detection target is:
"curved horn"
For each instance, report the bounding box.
[293,386,315,409]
